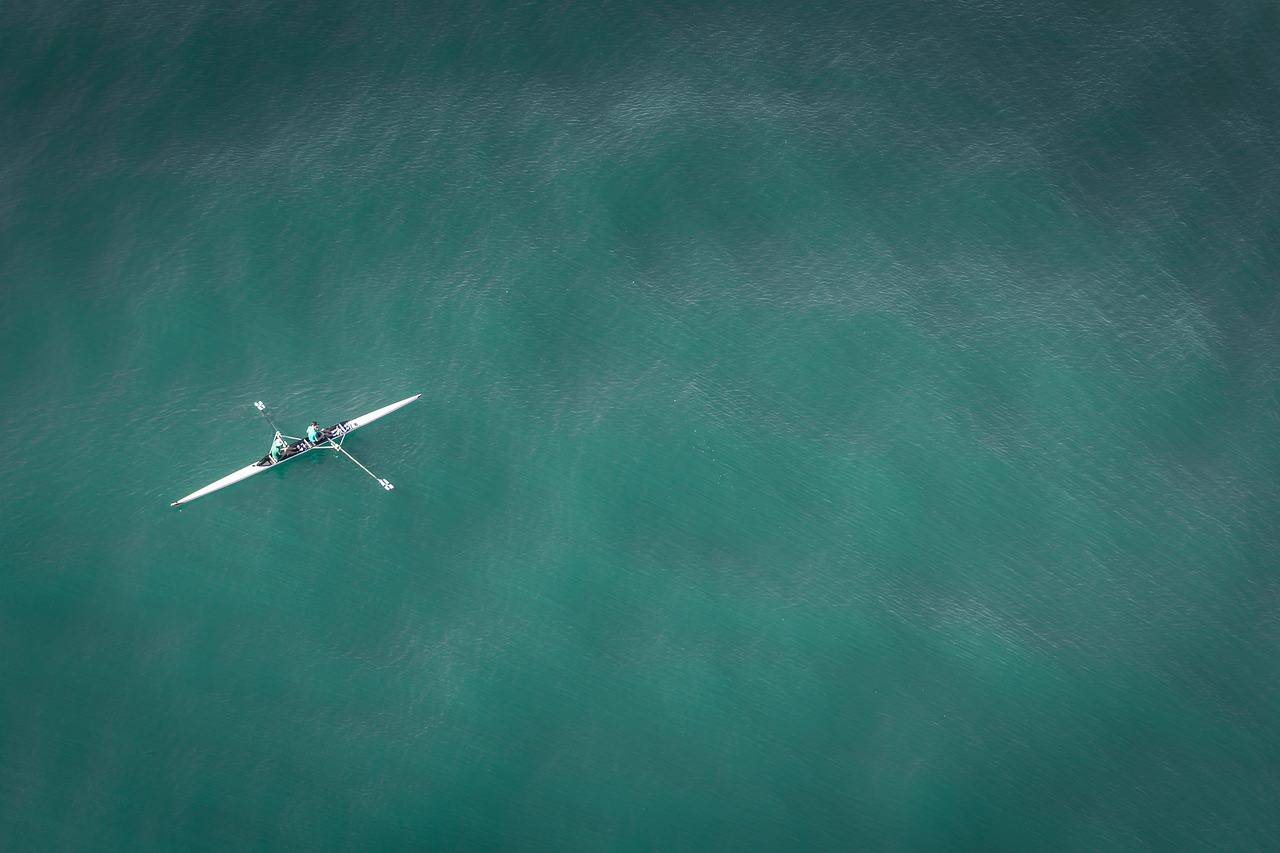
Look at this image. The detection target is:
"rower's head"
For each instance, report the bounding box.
[311,421,319,427]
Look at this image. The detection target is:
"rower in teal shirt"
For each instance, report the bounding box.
[306,421,321,443]
[269,432,286,462]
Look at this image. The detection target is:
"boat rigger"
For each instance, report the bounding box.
[170,394,421,507]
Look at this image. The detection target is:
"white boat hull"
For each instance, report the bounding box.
[170,394,420,507]
[341,394,422,432]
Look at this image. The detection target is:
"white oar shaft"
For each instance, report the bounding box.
[328,442,395,491]
[255,401,285,436]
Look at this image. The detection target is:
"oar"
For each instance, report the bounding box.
[327,441,395,491]
[254,401,301,441]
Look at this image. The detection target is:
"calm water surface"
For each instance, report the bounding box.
[2,1,1278,849]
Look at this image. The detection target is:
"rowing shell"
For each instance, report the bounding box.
[170,394,420,507]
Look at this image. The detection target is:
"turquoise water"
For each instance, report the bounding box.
[3,1,1279,849]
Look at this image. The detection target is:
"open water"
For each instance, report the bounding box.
[2,1,1279,849]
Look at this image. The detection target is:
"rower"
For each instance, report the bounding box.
[269,432,286,463]
[306,421,321,443]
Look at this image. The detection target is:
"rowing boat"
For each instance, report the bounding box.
[170,394,420,507]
